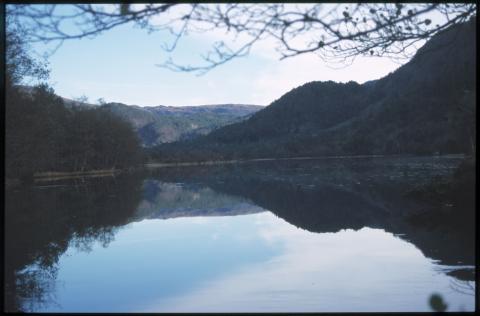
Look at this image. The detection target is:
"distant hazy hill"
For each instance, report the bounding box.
[38,92,263,147]
[100,103,263,146]
[151,18,476,162]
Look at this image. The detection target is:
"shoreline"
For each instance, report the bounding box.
[145,153,466,168]
[32,169,121,183]
[6,169,126,189]
[5,154,467,186]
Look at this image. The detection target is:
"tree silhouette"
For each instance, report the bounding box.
[4,19,143,180]
[6,3,476,74]
[5,15,49,87]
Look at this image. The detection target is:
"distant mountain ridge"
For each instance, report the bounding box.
[101,102,263,146]
[17,86,263,147]
[151,18,476,162]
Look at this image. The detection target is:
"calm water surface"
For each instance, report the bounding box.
[5,156,475,312]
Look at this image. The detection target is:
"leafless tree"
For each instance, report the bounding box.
[6,3,477,74]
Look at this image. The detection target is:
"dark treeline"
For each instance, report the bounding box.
[5,84,144,182]
[4,23,143,182]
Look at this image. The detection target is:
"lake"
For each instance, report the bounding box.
[4,156,475,312]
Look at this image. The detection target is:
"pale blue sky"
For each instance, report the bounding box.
[28,5,410,107]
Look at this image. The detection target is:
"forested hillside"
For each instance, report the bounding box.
[57,97,263,147]
[5,85,144,183]
[150,18,476,162]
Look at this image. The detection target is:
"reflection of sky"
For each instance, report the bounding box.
[38,212,475,312]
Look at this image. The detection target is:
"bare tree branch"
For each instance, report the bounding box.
[6,3,477,74]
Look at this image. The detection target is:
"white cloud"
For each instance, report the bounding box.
[41,3,421,107]
[250,53,405,105]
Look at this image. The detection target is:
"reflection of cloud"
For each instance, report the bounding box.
[144,212,474,312]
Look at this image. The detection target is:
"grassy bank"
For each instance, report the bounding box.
[5,169,122,188]
[33,169,122,182]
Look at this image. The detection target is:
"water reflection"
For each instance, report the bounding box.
[4,173,144,312]
[147,157,475,269]
[135,180,264,220]
[4,157,475,312]
[141,218,471,312]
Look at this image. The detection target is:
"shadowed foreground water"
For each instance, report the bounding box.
[4,156,475,312]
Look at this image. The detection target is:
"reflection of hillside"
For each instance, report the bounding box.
[210,177,474,270]
[147,156,474,272]
[4,174,144,312]
[134,180,265,220]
